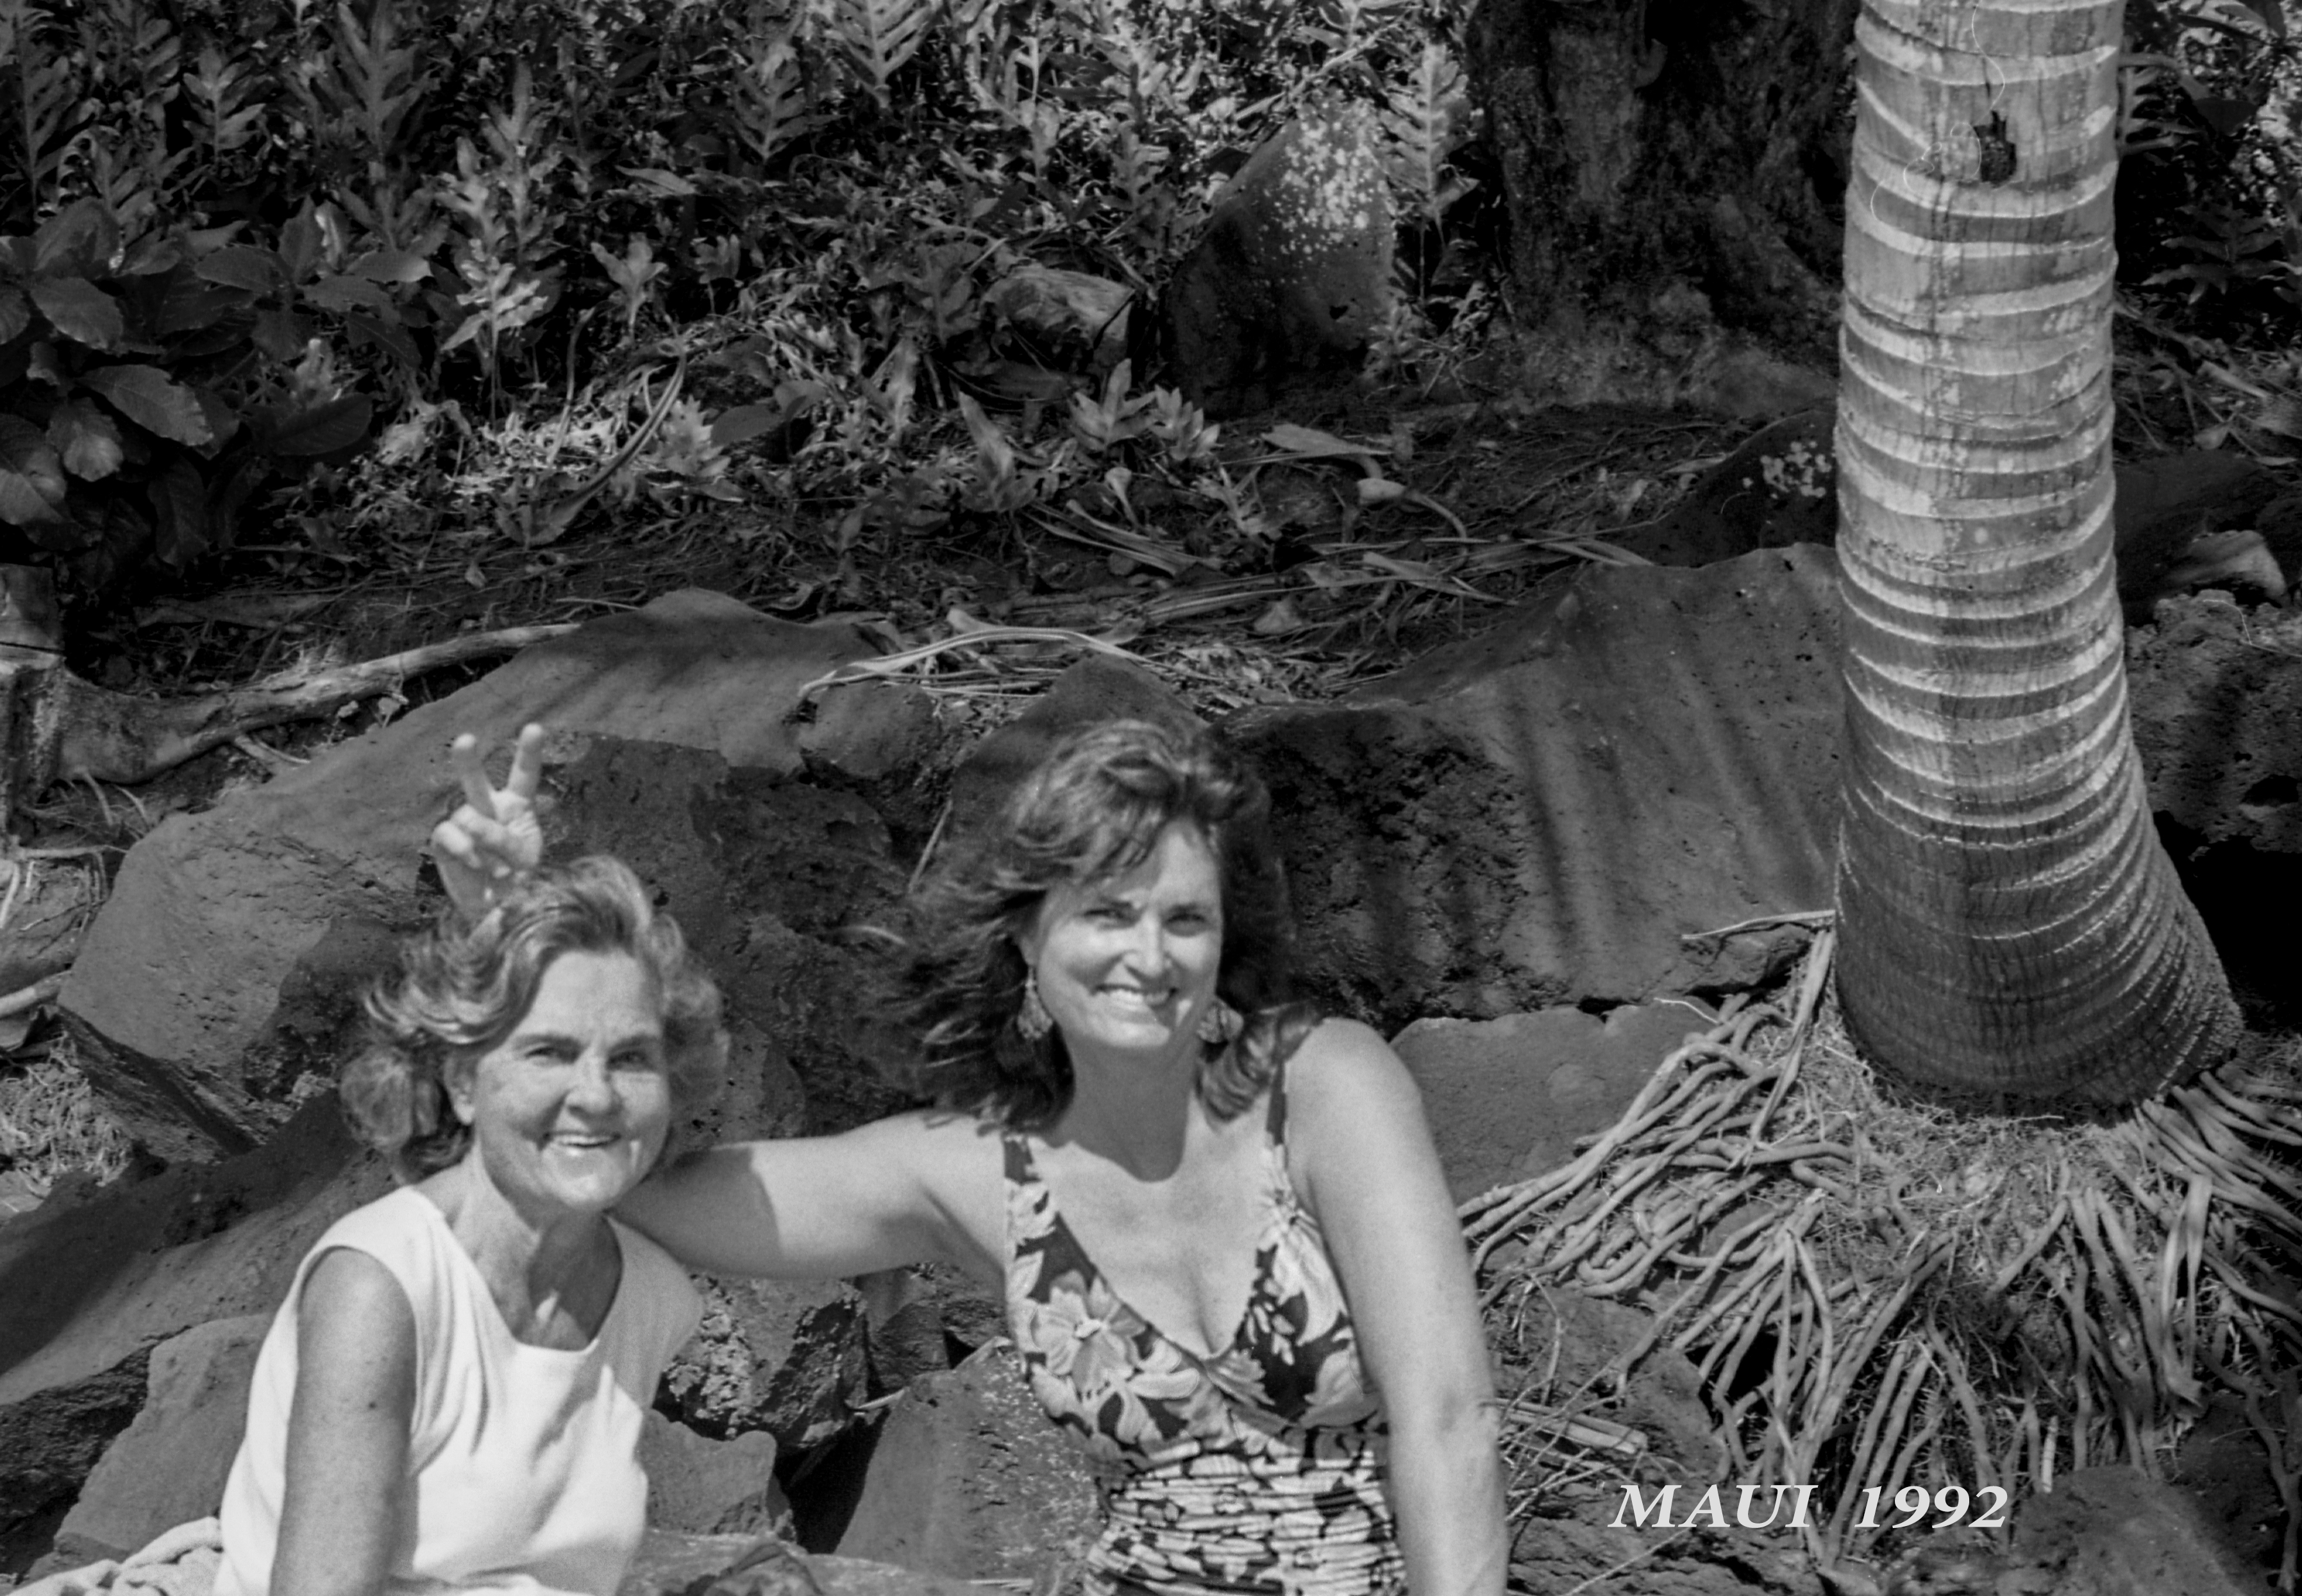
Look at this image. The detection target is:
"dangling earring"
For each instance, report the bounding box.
[1016,969,1054,1042]
[1198,996,1243,1047]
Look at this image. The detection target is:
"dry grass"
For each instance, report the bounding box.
[0,1034,133,1203]
[1468,932,2302,1586]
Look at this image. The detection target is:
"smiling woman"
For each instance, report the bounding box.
[210,858,727,1596]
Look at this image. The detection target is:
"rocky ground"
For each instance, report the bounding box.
[0,389,2297,1595]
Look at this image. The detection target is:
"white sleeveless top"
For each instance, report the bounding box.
[214,1186,700,1596]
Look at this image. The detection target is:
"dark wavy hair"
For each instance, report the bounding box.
[893,718,1308,1128]
[343,855,728,1181]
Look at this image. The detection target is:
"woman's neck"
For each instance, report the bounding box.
[421,1162,618,1343]
[1055,1037,1203,1177]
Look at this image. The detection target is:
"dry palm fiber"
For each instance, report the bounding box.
[1463,930,2302,1584]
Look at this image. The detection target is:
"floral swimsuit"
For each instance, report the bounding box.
[1002,1056,1404,1596]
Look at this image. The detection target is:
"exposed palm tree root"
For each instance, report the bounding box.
[1464,932,2302,1587]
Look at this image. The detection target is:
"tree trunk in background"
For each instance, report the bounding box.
[1464,0,1858,401]
[1834,0,2240,1104]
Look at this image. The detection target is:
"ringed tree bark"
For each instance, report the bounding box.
[1463,0,1860,400]
[1833,0,2240,1103]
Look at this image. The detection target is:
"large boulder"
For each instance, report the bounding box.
[47,1315,267,1567]
[2126,596,2302,1024]
[832,1349,1100,1584]
[1230,544,1845,1031]
[2128,598,2302,859]
[639,1415,791,1538]
[0,1096,385,1558]
[1165,110,1393,419]
[58,591,937,1163]
[1615,407,1838,567]
[1863,1466,2256,1596]
[1392,1002,1706,1200]
[2007,1466,2258,1595]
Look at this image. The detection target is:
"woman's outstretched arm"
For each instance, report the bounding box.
[272,1248,418,1596]
[617,1109,1006,1287]
[1290,1020,1509,1596]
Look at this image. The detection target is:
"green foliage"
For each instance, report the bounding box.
[2121,0,2302,328]
[0,196,394,582]
[0,0,1491,606]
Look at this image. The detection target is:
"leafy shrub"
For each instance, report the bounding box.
[2120,0,2302,328]
[0,197,385,586]
[0,0,1490,605]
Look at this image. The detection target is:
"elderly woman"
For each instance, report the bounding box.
[435,718,1506,1596]
[212,857,726,1596]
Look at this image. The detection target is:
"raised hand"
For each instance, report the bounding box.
[429,723,547,921]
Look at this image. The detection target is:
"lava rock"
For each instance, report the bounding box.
[832,1348,1099,1584]
[1391,1002,1707,1200]
[1229,544,1845,1032]
[640,1415,792,1538]
[58,592,928,1163]
[662,1277,871,1453]
[0,1095,383,1557]
[47,1315,267,1568]
[1615,407,1837,566]
[982,264,1132,373]
[2006,1465,2255,1594]
[1166,110,1393,419]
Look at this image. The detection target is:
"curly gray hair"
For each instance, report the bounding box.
[343,855,727,1180]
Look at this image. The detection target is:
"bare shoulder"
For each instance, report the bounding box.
[299,1247,415,1340]
[1284,1017,1427,1125]
[1280,1017,1439,1199]
[294,1246,418,1399]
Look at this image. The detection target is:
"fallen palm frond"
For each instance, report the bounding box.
[1467,932,2302,1587]
[791,616,1152,702]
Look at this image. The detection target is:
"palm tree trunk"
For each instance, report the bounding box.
[1833,0,2239,1103]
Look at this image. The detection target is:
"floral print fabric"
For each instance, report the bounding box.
[1003,1061,1403,1596]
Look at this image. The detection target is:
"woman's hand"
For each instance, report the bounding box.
[429,723,547,921]
[274,1247,418,1596]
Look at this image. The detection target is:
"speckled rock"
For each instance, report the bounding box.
[660,1276,871,1453]
[1615,407,1836,566]
[1166,110,1393,417]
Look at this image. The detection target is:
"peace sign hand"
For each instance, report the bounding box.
[429,723,548,922]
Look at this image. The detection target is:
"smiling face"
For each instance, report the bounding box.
[446,949,673,1221]
[1020,819,1226,1066]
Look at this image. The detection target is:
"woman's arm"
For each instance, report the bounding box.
[618,1110,1005,1287]
[1289,1020,1508,1596]
[273,1248,419,1596]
